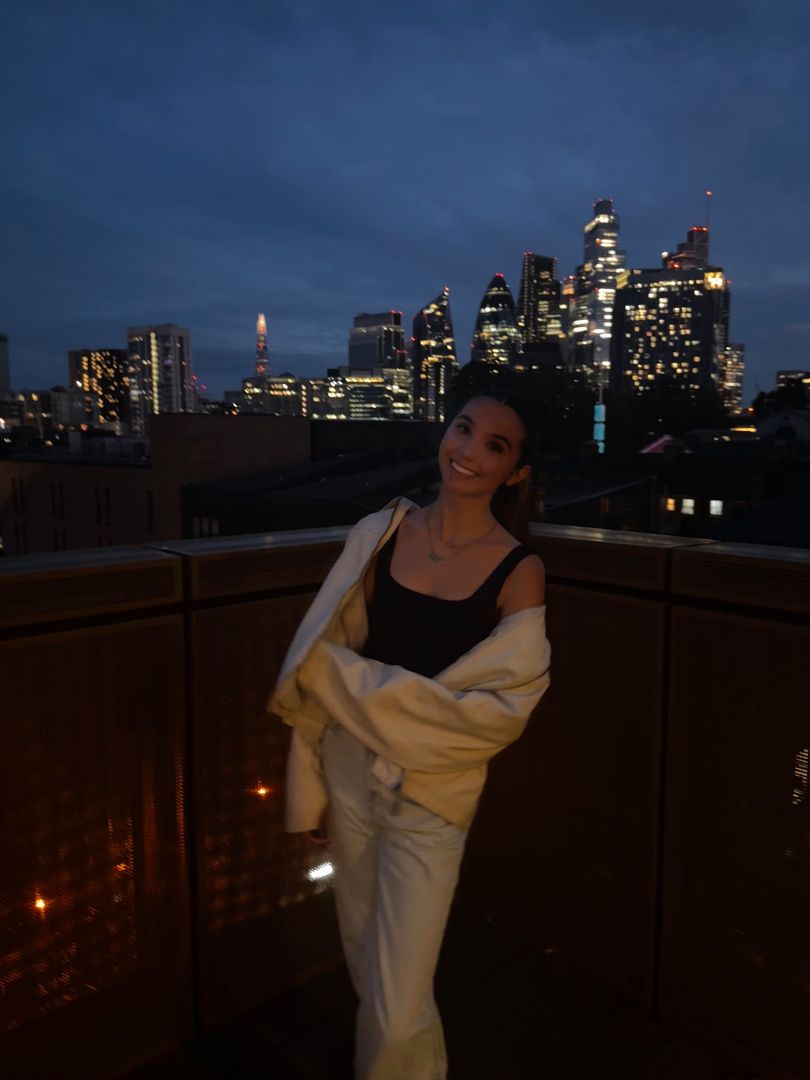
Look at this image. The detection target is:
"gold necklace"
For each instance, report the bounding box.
[426,505,498,564]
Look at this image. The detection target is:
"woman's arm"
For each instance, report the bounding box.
[298,630,550,774]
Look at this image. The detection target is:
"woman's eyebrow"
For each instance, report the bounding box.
[457,413,512,449]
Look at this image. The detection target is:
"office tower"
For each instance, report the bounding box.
[662,225,710,270]
[0,333,9,396]
[412,287,457,422]
[568,198,626,391]
[68,349,129,431]
[383,366,414,418]
[127,324,195,436]
[559,274,576,369]
[776,370,810,389]
[517,254,562,346]
[609,225,731,397]
[470,273,521,368]
[255,313,269,378]
[334,366,389,419]
[256,372,300,416]
[300,376,344,419]
[50,387,87,428]
[226,372,303,416]
[716,343,745,413]
[348,311,407,371]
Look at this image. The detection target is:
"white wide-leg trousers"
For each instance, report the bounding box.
[321,719,469,1080]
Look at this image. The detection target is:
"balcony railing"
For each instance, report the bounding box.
[1,525,808,1078]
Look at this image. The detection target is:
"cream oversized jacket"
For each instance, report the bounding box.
[266,495,551,832]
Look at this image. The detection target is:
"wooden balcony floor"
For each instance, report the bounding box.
[126,905,770,1080]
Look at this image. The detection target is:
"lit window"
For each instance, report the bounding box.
[682,498,695,515]
[709,500,723,516]
[666,498,677,511]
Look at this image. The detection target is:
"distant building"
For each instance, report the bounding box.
[717,342,745,413]
[336,366,389,419]
[610,226,732,398]
[0,334,9,397]
[470,273,521,368]
[255,313,269,378]
[226,372,303,417]
[517,254,562,347]
[776,370,810,390]
[662,225,710,271]
[300,370,349,419]
[568,198,626,391]
[380,366,414,418]
[127,324,197,436]
[68,349,130,432]
[348,311,407,371]
[412,287,457,422]
[756,409,810,443]
[50,387,86,429]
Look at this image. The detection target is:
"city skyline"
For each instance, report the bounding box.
[2,1,809,403]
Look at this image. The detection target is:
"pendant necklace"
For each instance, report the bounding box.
[426,504,498,564]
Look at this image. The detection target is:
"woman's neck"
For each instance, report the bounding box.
[427,491,497,545]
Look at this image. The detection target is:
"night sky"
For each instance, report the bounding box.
[3,0,809,404]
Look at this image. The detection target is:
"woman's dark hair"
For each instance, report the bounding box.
[459,383,540,544]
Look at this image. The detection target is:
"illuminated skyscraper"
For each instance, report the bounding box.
[255,313,269,378]
[662,225,710,271]
[68,349,129,430]
[412,287,457,422]
[348,311,407,371]
[517,254,562,346]
[568,198,626,390]
[609,226,731,398]
[127,324,196,436]
[516,254,565,373]
[776,370,810,390]
[717,342,745,413]
[471,274,521,368]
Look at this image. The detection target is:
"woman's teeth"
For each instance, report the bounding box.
[451,459,477,476]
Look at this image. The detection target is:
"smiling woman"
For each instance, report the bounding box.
[268,377,550,1079]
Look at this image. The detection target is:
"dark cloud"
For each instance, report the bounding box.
[2,0,809,401]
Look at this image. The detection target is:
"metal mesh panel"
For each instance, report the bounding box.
[458,583,665,1010]
[661,605,810,1076]
[0,616,191,1075]
[0,551,181,629]
[191,593,343,1027]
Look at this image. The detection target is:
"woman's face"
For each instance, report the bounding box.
[438,396,530,498]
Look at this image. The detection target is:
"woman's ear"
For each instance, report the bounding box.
[507,463,531,488]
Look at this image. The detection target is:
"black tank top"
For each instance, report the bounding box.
[361,521,534,678]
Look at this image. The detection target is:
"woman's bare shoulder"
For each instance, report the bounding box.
[498,548,546,617]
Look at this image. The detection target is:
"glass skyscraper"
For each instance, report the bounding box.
[569,199,626,391]
[471,273,521,368]
[517,253,562,346]
[348,311,407,371]
[412,287,457,422]
[126,324,196,436]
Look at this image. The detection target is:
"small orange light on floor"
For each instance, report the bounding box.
[256,786,268,797]
[34,897,46,911]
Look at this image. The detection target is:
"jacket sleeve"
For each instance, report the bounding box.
[297,639,550,774]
